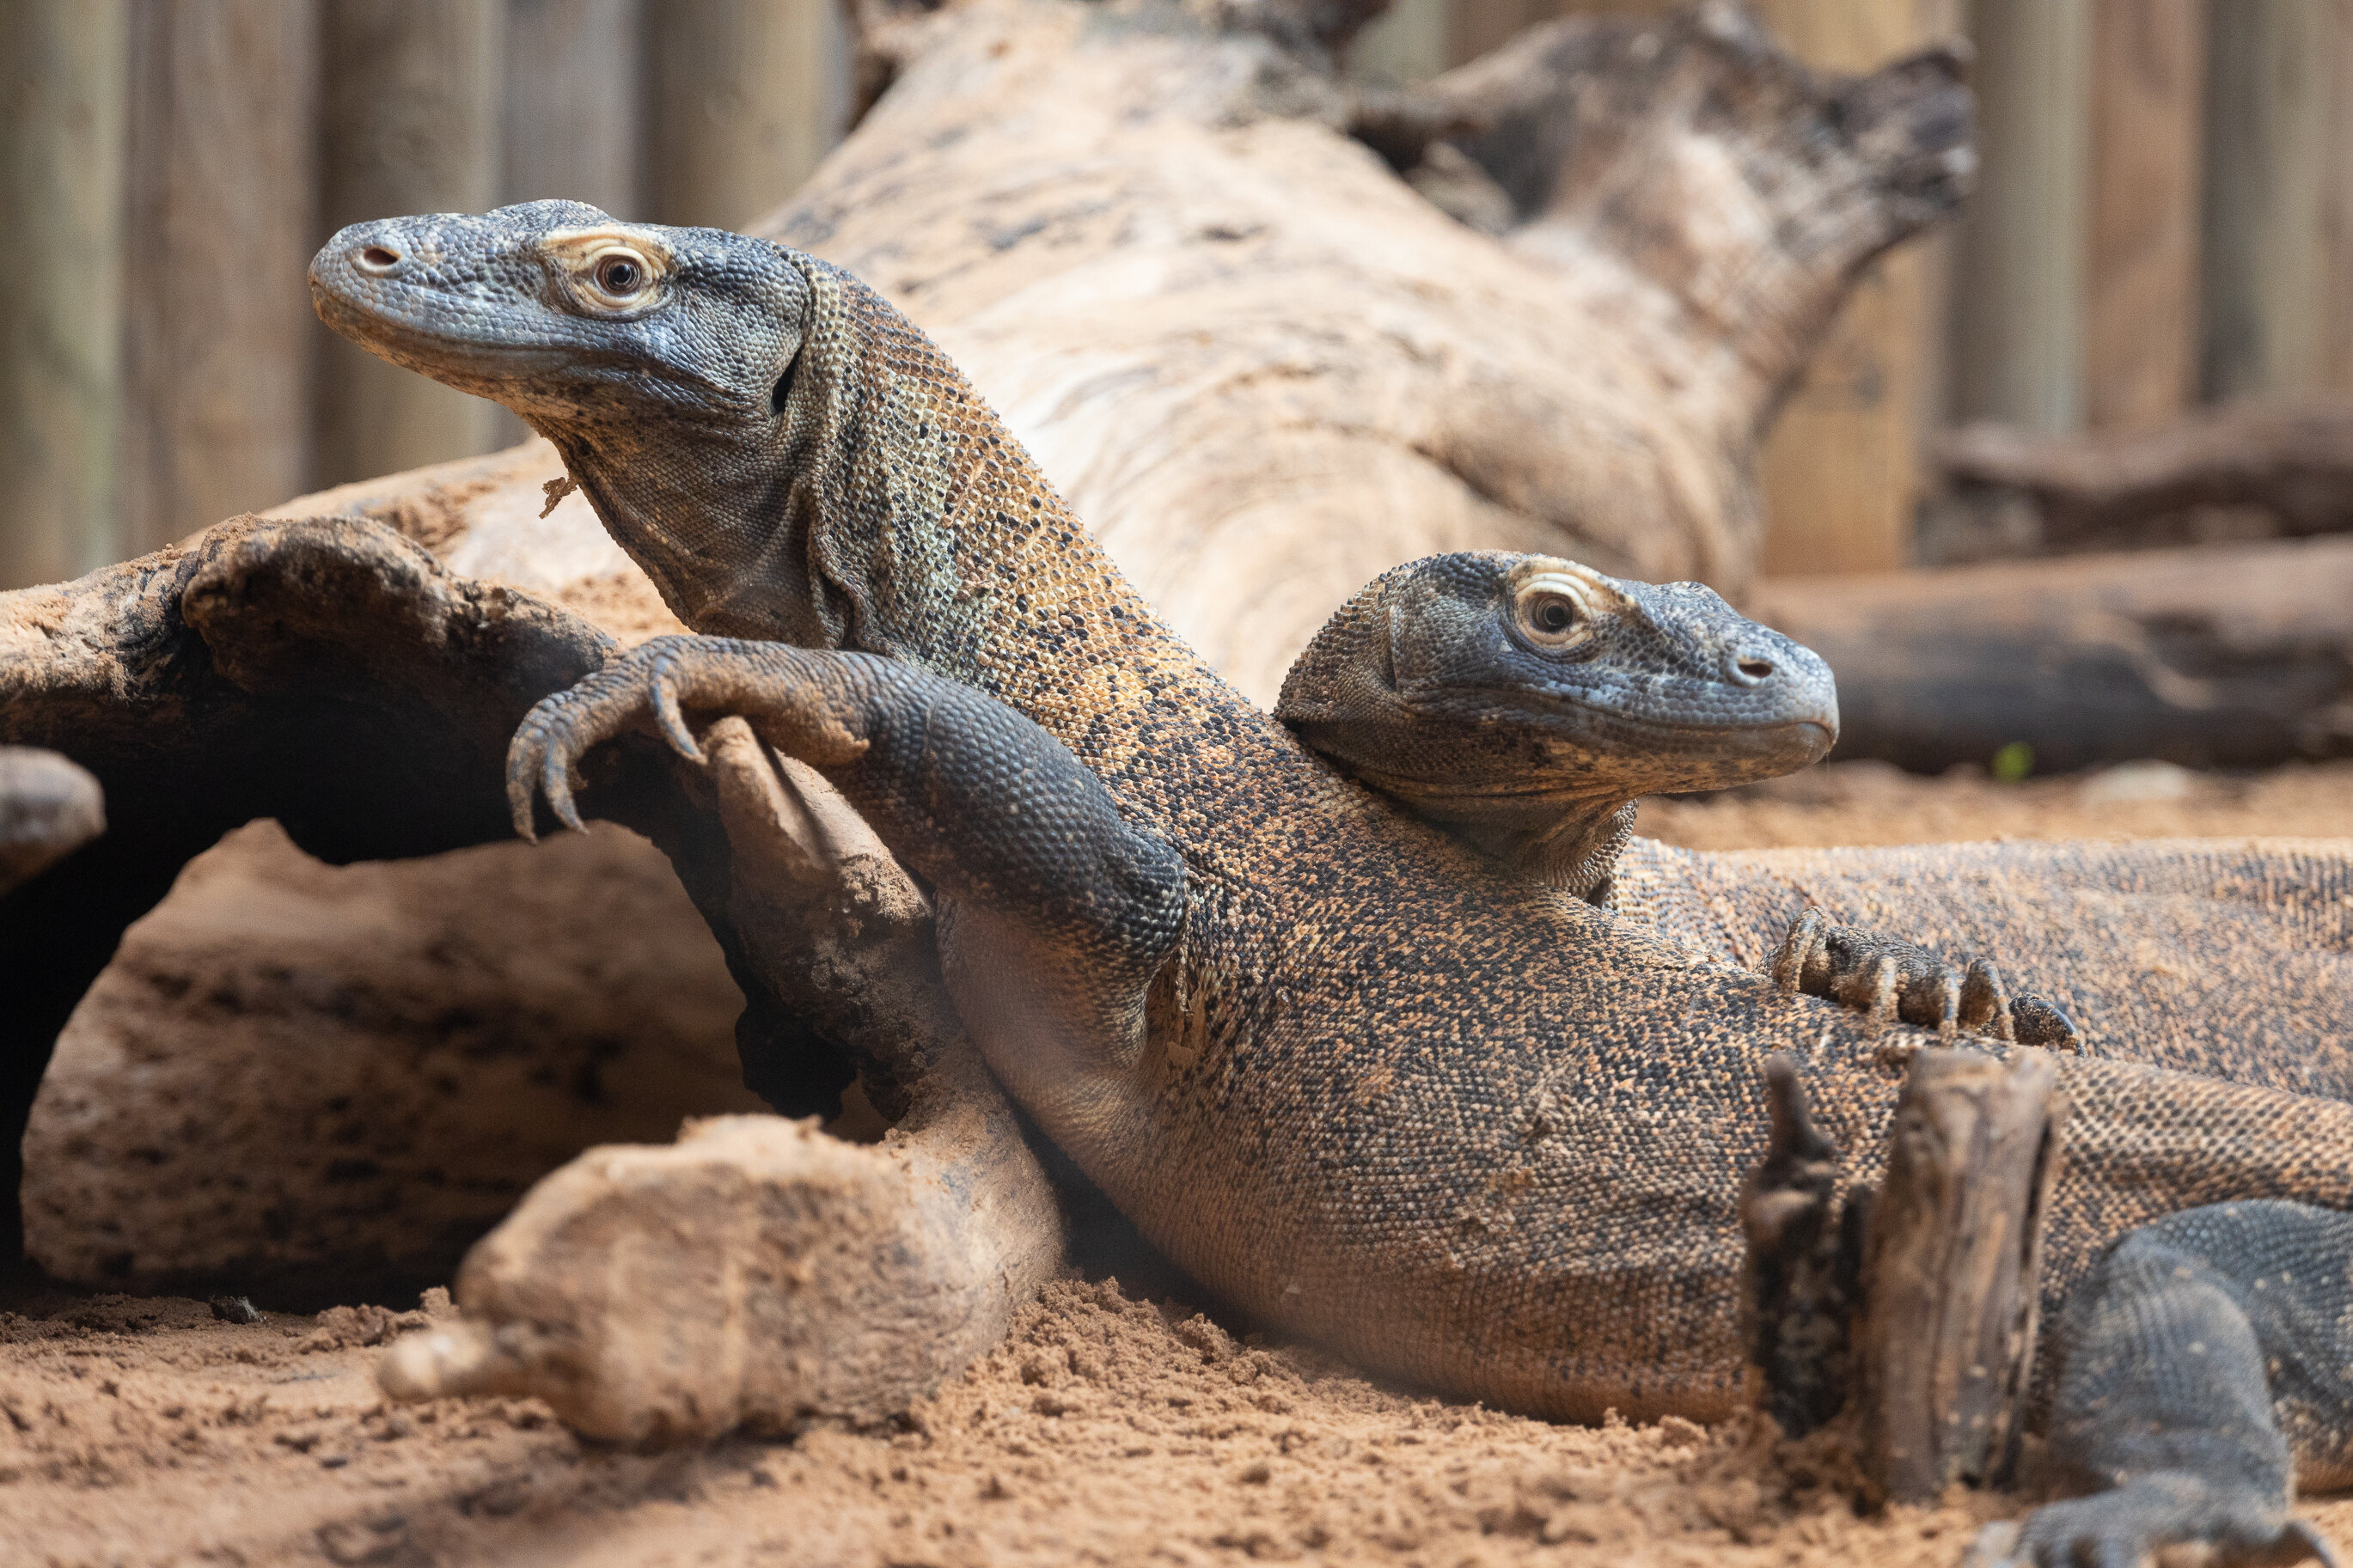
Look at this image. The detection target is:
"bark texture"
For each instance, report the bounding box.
[769,0,1969,702]
[0,516,1067,1434]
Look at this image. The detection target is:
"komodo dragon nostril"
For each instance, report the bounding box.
[1734,655,1775,682]
[357,245,402,273]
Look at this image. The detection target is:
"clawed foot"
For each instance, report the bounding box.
[1969,1477,2338,1568]
[1739,1054,1865,1437]
[1770,907,2078,1048]
[506,636,864,839]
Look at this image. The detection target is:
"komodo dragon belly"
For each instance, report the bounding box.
[1615,838,2353,1100]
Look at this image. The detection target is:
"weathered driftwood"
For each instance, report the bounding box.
[1750,536,2353,774]
[380,729,1063,1442]
[791,0,1971,701]
[1934,396,2353,558]
[1741,1048,2064,1509]
[0,516,1066,1437]
[1854,1048,2062,1504]
[0,749,102,895]
[233,0,1970,711]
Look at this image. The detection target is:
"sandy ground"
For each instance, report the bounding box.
[7,759,2352,1567]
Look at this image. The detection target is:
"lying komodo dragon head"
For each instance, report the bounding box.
[1275,553,1836,903]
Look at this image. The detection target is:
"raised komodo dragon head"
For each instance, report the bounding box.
[1274,552,1837,902]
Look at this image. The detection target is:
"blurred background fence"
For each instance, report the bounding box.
[4,0,2350,591]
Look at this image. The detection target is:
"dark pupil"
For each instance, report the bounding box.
[1535,599,1573,632]
[600,259,639,291]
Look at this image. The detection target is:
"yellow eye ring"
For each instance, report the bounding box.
[1514,585,1591,648]
[580,246,657,309]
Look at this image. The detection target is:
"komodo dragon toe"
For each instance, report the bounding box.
[1769,906,2080,1049]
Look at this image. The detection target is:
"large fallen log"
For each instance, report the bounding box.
[8,0,1969,1296]
[0,516,1067,1437]
[1751,536,2353,774]
[777,0,1970,701]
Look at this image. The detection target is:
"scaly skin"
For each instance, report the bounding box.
[1272,552,1836,904]
[314,210,2353,1555]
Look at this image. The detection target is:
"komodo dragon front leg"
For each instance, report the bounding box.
[509,635,1189,1118]
[1277,552,2078,1046]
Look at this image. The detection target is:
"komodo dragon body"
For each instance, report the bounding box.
[314,205,2353,1557]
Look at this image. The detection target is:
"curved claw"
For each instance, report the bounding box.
[649,654,706,763]
[1770,907,1826,994]
[1766,909,2078,1052]
[1967,1487,2338,1568]
[504,717,553,843]
[1961,958,2011,1039]
[541,743,585,833]
[2011,992,2079,1048]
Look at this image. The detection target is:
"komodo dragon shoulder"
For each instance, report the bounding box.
[1274,552,2081,1049]
[313,203,2353,1564]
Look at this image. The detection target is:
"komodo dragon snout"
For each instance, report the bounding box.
[1274,552,1836,901]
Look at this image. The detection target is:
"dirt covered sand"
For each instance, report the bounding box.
[7,760,2352,1567]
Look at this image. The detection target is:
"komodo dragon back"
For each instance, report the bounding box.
[311,203,2353,1425]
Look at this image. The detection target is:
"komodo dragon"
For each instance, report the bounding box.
[1274,552,2081,1047]
[313,203,2353,1563]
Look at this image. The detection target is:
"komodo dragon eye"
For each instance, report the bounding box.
[1515,589,1585,647]
[593,253,649,298]
[570,243,661,310]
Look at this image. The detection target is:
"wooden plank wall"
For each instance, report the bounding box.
[315,0,505,491]
[2087,0,2204,431]
[0,0,850,589]
[1751,0,1960,576]
[2202,0,2353,402]
[123,1,319,556]
[1,0,129,588]
[1953,0,2092,434]
[8,3,2353,587]
[646,0,846,233]
[1360,0,2353,574]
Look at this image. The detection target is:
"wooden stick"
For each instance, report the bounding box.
[1854,1047,2064,1504]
